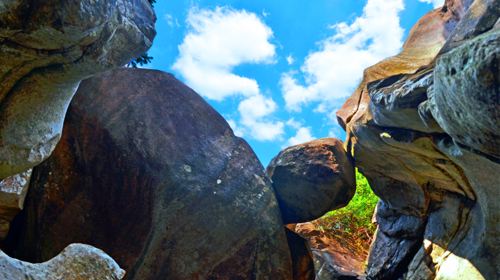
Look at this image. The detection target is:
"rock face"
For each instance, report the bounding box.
[267,138,356,224]
[0,0,156,179]
[0,170,31,240]
[6,69,292,279]
[291,223,366,280]
[337,0,499,279]
[0,243,125,280]
[285,228,315,280]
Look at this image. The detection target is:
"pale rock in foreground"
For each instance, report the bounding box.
[0,244,125,280]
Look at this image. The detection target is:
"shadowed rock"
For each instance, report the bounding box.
[336,0,499,279]
[0,170,31,240]
[0,0,156,179]
[0,243,125,280]
[6,69,292,280]
[267,138,355,224]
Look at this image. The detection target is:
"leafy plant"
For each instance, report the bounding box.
[313,169,378,255]
[127,0,156,68]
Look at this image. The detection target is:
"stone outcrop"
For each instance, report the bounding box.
[267,138,356,224]
[5,69,293,279]
[291,223,366,280]
[0,170,31,240]
[0,243,125,280]
[337,0,499,279]
[285,228,315,280]
[0,0,156,180]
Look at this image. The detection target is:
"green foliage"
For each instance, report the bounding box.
[127,53,153,68]
[315,169,378,254]
[128,0,156,68]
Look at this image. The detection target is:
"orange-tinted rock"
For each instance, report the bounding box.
[336,0,499,279]
[5,69,292,280]
[267,138,355,224]
[285,228,315,280]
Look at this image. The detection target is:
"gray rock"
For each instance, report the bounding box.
[336,0,499,279]
[0,0,156,179]
[0,243,125,280]
[432,29,500,158]
[267,138,356,224]
[0,170,31,239]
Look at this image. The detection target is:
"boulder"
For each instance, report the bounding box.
[0,244,124,280]
[5,69,292,279]
[285,228,315,280]
[291,223,366,280]
[0,0,156,179]
[0,170,31,240]
[267,138,355,224]
[336,0,499,279]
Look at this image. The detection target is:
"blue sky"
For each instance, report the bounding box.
[147,0,443,166]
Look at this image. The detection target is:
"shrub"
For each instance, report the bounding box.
[313,169,378,255]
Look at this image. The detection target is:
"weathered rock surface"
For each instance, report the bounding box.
[0,170,31,240]
[291,223,365,280]
[337,0,499,279]
[267,138,356,224]
[0,243,125,280]
[285,228,315,280]
[0,0,156,179]
[5,69,292,279]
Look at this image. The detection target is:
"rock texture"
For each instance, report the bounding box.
[6,69,292,280]
[0,0,156,179]
[267,138,356,224]
[337,0,499,279]
[291,223,366,280]
[0,170,31,240]
[285,228,315,280]
[0,243,125,280]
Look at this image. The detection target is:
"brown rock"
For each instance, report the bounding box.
[285,228,315,280]
[267,138,356,224]
[336,0,499,279]
[5,69,292,280]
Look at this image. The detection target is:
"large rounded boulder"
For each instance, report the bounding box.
[5,68,292,279]
[266,138,356,224]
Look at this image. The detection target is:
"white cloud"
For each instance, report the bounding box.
[238,95,284,141]
[286,127,315,147]
[286,55,295,65]
[173,7,276,100]
[286,118,302,129]
[165,13,180,28]
[280,0,405,111]
[173,7,283,141]
[417,0,445,8]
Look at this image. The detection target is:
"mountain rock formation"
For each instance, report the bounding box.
[0,0,156,279]
[6,69,293,279]
[267,138,356,224]
[337,0,499,279]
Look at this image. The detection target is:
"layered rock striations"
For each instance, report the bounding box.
[0,0,156,279]
[0,0,156,180]
[6,69,293,279]
[337,0,499,279]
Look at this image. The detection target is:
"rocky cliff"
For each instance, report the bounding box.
[0,0,498,279]
[0,0,156,278]
[337,0,499,279]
